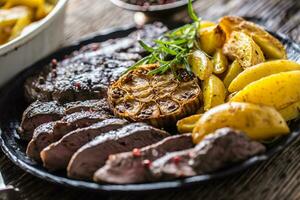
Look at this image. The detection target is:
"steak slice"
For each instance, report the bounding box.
[52,111,112,142]
[26,122,55,161]
[19,101,64,141]
[24,23,168,103]
[40,118,128,170]
[150,128,266,180]
[67,123,170,180]
[93,134,193,184]
[26,110,112,162]
[64,99,110,115]
[19,99,111,141]
[24,53,137,103]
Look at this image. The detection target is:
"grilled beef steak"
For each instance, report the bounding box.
[150,128,266,180]
[26,110,112,161]
[24,23,168,103]
[40,118,128,170]
[93,134,194,184]
[64,99,110,114]
[19,101,64,141]
[26,122,55,161]
[20,99,111,141]
[53,111,112,137]
[67,123,170,180]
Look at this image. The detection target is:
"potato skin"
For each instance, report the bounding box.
[192,102,290,143]
[223,60,243,89]
[177,114,202,133]
[189,50,213,80]
[199,21,217,29]
[202,75,226,111]
[279,101,300,121]
[223,31,265,68]
[198,25,226,55]
[230,71,300,110]
[219,16,287,59]
[212,48,228,74]
[228,60,300,92]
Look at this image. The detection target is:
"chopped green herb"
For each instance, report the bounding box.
[124,0,201,76]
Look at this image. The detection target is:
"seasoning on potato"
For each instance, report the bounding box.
[223,31,265,68]
[219,16,287,59]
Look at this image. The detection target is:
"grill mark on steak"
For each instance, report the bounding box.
[40,118,128,171]
[93,134,193,184]
[67,123,170,180]
[150,128,266,180]
[24,23,168,103]
[19,101,64,141]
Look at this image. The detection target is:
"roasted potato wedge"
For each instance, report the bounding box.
[223,60,243,88]
[228,60,300,92]
[219,16,286,59]
[3,0,44,9]
[188,50,213,80]
[198,24,225,55]
[177,114,202,133]
[0,25,11,44]
[202,74,226,111]
[192,102,289,143]
[35,2,53,20]
[230,71,300,110]
[200,20,216,29]
[9,8,32,40]
[212,48,228,74]
[223,31,265,68]
[0,6,30,27]
[279,101,300,121]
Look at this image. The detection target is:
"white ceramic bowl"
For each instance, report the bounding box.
[0,0,68,87]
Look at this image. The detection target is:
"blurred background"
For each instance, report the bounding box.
[65,0,299,44]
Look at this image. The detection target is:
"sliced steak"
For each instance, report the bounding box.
[19,99,111,141]
[26,110,112,162]
[150,128,266,180]
[24,23,168,103]
[19,101,64,141]
[54,111,112,136]
[64,99,110,115]
[93,134,193,184]
[40,118,128,170]
[67,123,170,180]
[26,122,55,161]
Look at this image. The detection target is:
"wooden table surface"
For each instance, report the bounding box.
[1,0,300,199]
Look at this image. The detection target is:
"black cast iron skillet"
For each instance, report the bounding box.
[0,22,300,193]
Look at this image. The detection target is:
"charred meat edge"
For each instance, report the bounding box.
[19,101,64,141]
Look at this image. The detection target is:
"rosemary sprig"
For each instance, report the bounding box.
[125,0,201,76]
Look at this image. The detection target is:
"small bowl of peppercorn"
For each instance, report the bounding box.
[110,0,195,24]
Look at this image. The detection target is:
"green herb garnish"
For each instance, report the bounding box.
[125,0,201,76]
